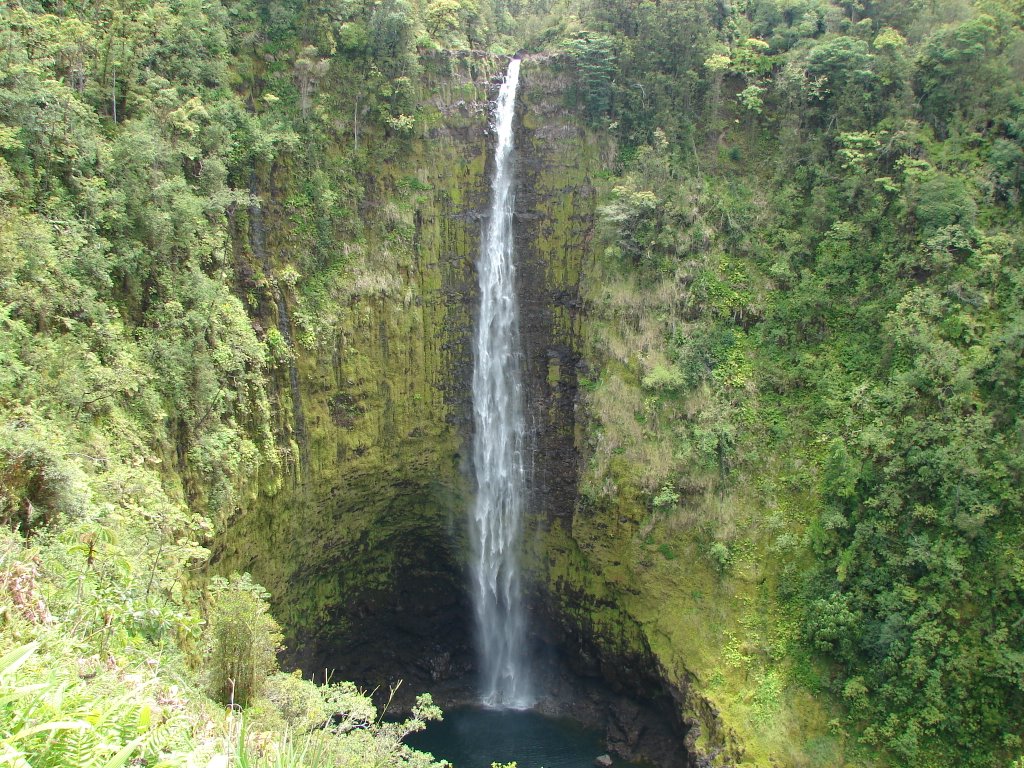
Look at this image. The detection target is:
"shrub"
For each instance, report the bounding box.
[652,483,681,510]
[205,573,283,707]
[708,541,733,575]
[641,364,686,392]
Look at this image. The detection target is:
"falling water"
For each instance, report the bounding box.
[470,57,532,709]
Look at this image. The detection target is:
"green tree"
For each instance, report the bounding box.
[564,32,617,121]
[914,15,1000,136]
[425,0,486,48]
[803,35,879,130]
[205,573,284,707]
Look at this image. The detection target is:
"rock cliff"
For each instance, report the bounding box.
[213,52,723,768]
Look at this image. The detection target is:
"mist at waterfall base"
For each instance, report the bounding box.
[407,707,646,768]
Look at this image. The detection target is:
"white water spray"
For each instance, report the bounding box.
[469,58,532,709]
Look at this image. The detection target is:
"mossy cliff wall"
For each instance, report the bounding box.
[512,58,825,768]
[512,59,601,526]
[212,53,622,696]
[214,52,504,686]
[511,61,715,768]
[214,52,746,768]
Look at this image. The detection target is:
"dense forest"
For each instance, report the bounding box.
[0,0,1021,765]
[569,0,1024,765]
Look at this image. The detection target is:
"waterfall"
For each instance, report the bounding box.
[470,57,532,709]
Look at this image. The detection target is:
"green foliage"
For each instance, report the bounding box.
[0,0,279,527]
[233,682,443,768]
[652,484,680,509]
[426,0,486,48]
[914,15,1001,134]
[0,640,192,768]
[581,0,1024,764]
[205,573,284,708]
[1,519,444,767]
[804,279,1024,762]
[597,179,665,268]
[803,36,879,127]
[641,365,685,392]
[707,542,732,575]
[368,0,417,62]
[563,32,617,121]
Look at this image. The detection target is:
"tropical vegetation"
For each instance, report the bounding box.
[1,0,1021,765]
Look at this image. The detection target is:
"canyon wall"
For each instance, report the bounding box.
[214,53,733,767]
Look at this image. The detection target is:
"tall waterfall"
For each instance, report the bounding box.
[469,57,532,709]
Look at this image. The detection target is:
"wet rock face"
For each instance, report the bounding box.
[530,649,691,768]
[285,521,473,690]
[512,57,593,527]
[214,51,501,692]
[511,59,695,768]
[528,582,693,768]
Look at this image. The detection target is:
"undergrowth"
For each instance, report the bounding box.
[0,530,444,768]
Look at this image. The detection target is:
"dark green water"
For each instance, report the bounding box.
[408,707,638,768]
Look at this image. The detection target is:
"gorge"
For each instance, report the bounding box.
[211,51,692,765]
[2,2,1022,767]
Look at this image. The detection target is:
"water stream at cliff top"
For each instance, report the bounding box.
[469,57,531,709]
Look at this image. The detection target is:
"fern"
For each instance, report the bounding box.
[107,703,141,746]
[0,642,193,768]
[99,733,148,768]
[138,711,188,759]
[0,643,38,676]
[56,723,101,768]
